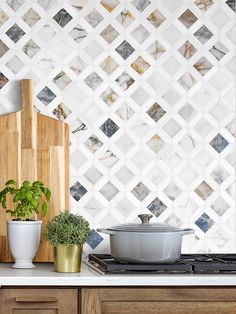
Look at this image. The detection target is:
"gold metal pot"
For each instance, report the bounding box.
[53,244,82,272]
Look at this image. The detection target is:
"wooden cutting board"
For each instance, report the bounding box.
[0,79,70,262]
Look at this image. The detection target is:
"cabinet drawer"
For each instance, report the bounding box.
[1,288,78,314]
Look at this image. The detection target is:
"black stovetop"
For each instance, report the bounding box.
[88,254,236,274]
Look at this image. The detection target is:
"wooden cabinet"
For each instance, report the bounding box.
[0,288,78,314]
[81,287,236,314]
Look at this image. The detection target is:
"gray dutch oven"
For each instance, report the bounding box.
[97,214,194,264]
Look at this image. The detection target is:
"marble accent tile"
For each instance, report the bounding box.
[100,118,119,138]
[194,57,213,76]
[226,119,236,137]
[162,87,181,105]
[99,150,119,168]
[210,134,229,153]
[0,9,8,26]
[22,8,40,27]
[195,213,214,233]
[85,9,103,28]
[146,103,166,123]
[6,23,25,43]
[163,119,181,137]
[37,0,56,11]
[70,24,87,43]
[52,103,71,121]
[69,56,87,75]
[116,71,135,91]
[178,40,197,60]
[37,24,55,42]
[116,9,134,27]
[147,197,167,217]
[178,9,198,28]
[100,181,119,201]
[84,72,103,90]
[132,0,150,12]
[0,40,8,58]
[210,165,229,185]
[147,134,165,153]
[71,118,87,135]
[211,197,230,216]
[132,25,150,43]
[53,8,72,28]
[178,104,197,122]
[87,230,103,249]
[85,40,103,59]
[101,87,118,106]
[84,166,102,184]
[148,40,165,60]
[84,135,103,153]
[70,181,87,201]
[116,165,134,185]
[194,25,213,44]
[147,9,166,28]
[132,182,150,201]
[194,181,214,200]
[195,0,214,11]
[116,135,134,153]
[53,71,71,90]
[209,42,228,60]
[37,86,56,106]
[100,24,119,44]
[178,72,196,90]
[226,0,235,11]
[100,0,120,12]
[22,39,40,58]
[131,56,150,75]
[116,198,136,217]
[6,0,24,11]
[131,87,149,105]
[6,55,24,74]
[164,182,182,201]
[116,103,134,120]
[100,56,118,75]
[0,73,9,89]
[115,40,134,60]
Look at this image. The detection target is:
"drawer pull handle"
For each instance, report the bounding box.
[15,296,58,303]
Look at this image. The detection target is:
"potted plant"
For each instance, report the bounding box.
[44,211,90,273]
[0,180,51,268]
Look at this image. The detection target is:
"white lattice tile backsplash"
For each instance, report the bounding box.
[0,0,235,255]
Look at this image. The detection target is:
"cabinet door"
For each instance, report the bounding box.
[81,287,236,314]
[0,288,78,314]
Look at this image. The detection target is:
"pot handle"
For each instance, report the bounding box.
[181,228,195,236]
[97,228,116,235]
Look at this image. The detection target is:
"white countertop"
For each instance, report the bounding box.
[0,263,236,286]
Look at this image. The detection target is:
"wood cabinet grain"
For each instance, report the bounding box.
[81,287,236,314]
[0,288,78,314]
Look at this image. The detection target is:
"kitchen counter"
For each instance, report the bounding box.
[0,263,236,286]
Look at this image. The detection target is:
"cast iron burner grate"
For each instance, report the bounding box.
[88,254,236,274]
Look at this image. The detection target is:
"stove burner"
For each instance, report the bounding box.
[87,254,236,274]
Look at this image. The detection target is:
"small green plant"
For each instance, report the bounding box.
[0,180,51,221]
[44,211,90,247]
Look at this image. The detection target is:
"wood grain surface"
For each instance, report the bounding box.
[0,79,70,262]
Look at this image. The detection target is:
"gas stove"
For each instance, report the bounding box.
[86,254,236,274]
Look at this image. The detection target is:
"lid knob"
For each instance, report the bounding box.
[138,214,153,224]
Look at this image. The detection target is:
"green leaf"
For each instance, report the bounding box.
[5,180,17,186]
[42,202,48,216]
[2,198,6,209]
[25,191,32,201]
[45,189,51,201]
[23,181,30,187]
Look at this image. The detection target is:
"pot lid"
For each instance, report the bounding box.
[107,214,182,233]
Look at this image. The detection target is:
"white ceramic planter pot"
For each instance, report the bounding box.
[7,220,42,268]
